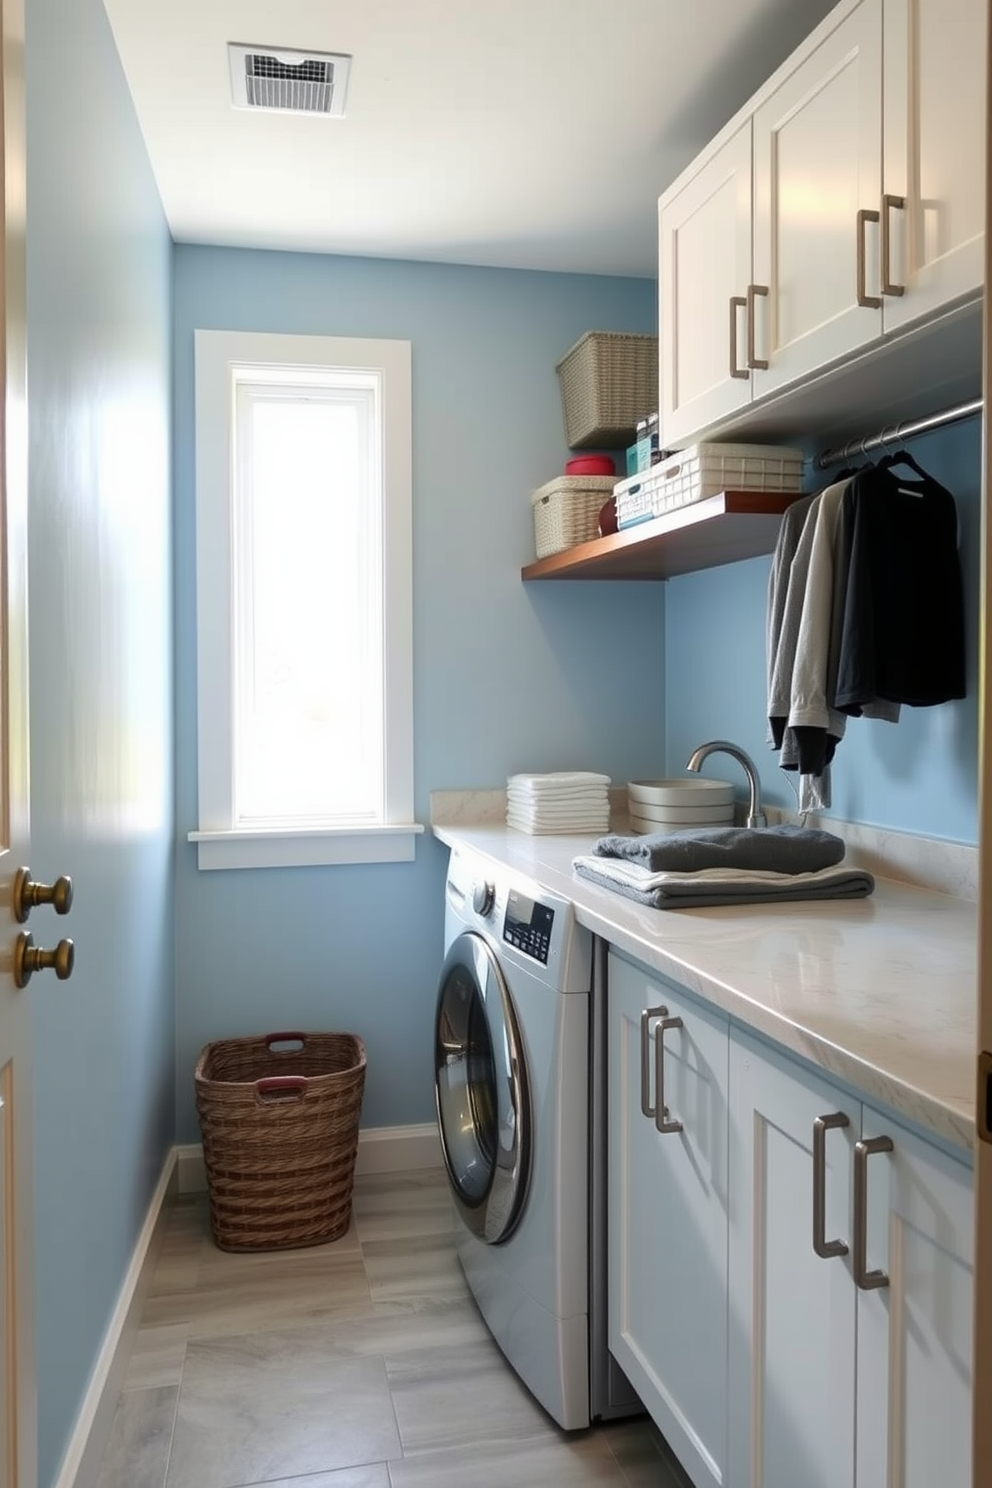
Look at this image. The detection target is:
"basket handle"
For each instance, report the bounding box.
[663,463,682,481]
[264,1031,307,1052]
[256,1075,307,1102]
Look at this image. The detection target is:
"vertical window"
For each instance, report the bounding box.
[190,331,419,869]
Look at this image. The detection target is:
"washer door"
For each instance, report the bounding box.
[434,931,530,1244]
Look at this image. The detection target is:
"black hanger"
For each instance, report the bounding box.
[876,448,930,479]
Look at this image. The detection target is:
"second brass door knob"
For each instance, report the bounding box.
[14,932,74,989]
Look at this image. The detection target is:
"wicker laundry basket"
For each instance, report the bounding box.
[194,1030,367,1252]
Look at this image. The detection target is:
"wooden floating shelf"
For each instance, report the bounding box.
[521,490,806,582]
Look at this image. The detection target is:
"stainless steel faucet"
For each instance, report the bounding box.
[685,739,766,828]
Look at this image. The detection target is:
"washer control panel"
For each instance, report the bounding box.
[502,887,554,965]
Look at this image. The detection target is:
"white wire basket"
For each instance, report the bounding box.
[615,442,805,529]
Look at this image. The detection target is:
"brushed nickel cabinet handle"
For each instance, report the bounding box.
[856,208,882,308]
[729,295,749,379]
[881,193,906,296]
[639,1005,668,1118]
[746,284,769,369]
[812,1113,850,1258]
[853,1135,894,1289]
[654,1015,684,1135]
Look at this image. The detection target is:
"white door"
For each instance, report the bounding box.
[0,0,33,1483]
[658,120,753,448]
[608,952,730,1488]
[751,0,883,397]
[974,5,992,1482]
[881,0,985,332]
[728,1028,860,1488]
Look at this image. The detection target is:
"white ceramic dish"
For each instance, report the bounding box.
[628,809,735,836]
[627,777,734,807]
[628,800,737,824]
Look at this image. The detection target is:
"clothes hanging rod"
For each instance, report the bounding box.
[814,395,984,469]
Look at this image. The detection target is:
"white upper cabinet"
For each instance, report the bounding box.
[881,0,986,332]
[751,0,883,397]
[658,0,984,450]
[659,122,753,443]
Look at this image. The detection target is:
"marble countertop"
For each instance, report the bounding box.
[431,820,977,1156]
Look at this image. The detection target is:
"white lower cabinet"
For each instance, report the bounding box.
[607,956,974,1488]
[728,1025,974,1488]
[607,950,730,1488]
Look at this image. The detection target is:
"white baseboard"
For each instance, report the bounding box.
[54,1148,178,1488]
[176,1121,442,1195]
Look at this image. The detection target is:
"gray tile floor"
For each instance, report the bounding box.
[95,1168,687,1488]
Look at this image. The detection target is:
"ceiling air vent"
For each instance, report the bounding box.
[228,44,352,117]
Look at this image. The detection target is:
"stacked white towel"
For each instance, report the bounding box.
[507,771,612,835]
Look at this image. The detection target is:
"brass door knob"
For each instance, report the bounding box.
[14,932,74,989]
[13,866,73,922]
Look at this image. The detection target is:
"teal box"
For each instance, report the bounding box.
[626,438,654,475]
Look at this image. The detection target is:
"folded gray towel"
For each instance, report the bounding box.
[572,856,874,909]
[594,824,845,874]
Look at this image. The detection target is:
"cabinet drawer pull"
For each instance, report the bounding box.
[729,295,749,379]
[746,283,769,369]
[812,1112,850,1259]
[654,1015,684,1135]
[639,1005,668,1117]
[853,1135,894,1289]
[856,208,882,308]
[881,193,906,296]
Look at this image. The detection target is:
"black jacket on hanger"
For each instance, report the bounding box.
[833,452,966,711]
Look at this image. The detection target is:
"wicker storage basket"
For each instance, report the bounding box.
[531,475,616,559]
[556,331,659,449]
[194,1030,367,1252]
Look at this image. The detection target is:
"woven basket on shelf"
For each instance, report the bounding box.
[556,330,659,449]
[194,1030,367,1252]
[531,474,616,559]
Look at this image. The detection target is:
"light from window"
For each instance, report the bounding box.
[190,331,419,870]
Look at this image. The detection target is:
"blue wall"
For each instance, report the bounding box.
[25,0,175,1482]
[172,248,663,1142]
[664,418,981,843]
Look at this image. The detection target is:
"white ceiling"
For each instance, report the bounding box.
[101,0,839,279]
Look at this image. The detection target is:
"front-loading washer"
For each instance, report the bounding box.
[433,845,639,1430]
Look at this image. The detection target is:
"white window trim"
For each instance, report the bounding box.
[190,329,422,870]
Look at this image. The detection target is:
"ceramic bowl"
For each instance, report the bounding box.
[628,799,737,824]
[627,777,734,808]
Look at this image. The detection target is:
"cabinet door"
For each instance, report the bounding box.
[855,1108,973,1488]
[659,121,752,448]
[608,952,729,1488]
[751,0,883,397]
[881,0,985,331]
[728,1028,860,1488]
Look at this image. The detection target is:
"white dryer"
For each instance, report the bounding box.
[434,846,639,1429]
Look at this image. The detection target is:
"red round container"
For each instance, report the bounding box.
[565,455,616,477]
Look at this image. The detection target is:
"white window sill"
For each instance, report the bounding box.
[188,824,425,870]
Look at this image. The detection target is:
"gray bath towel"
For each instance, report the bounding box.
[594,824,845,874]
[572,855,874,909]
